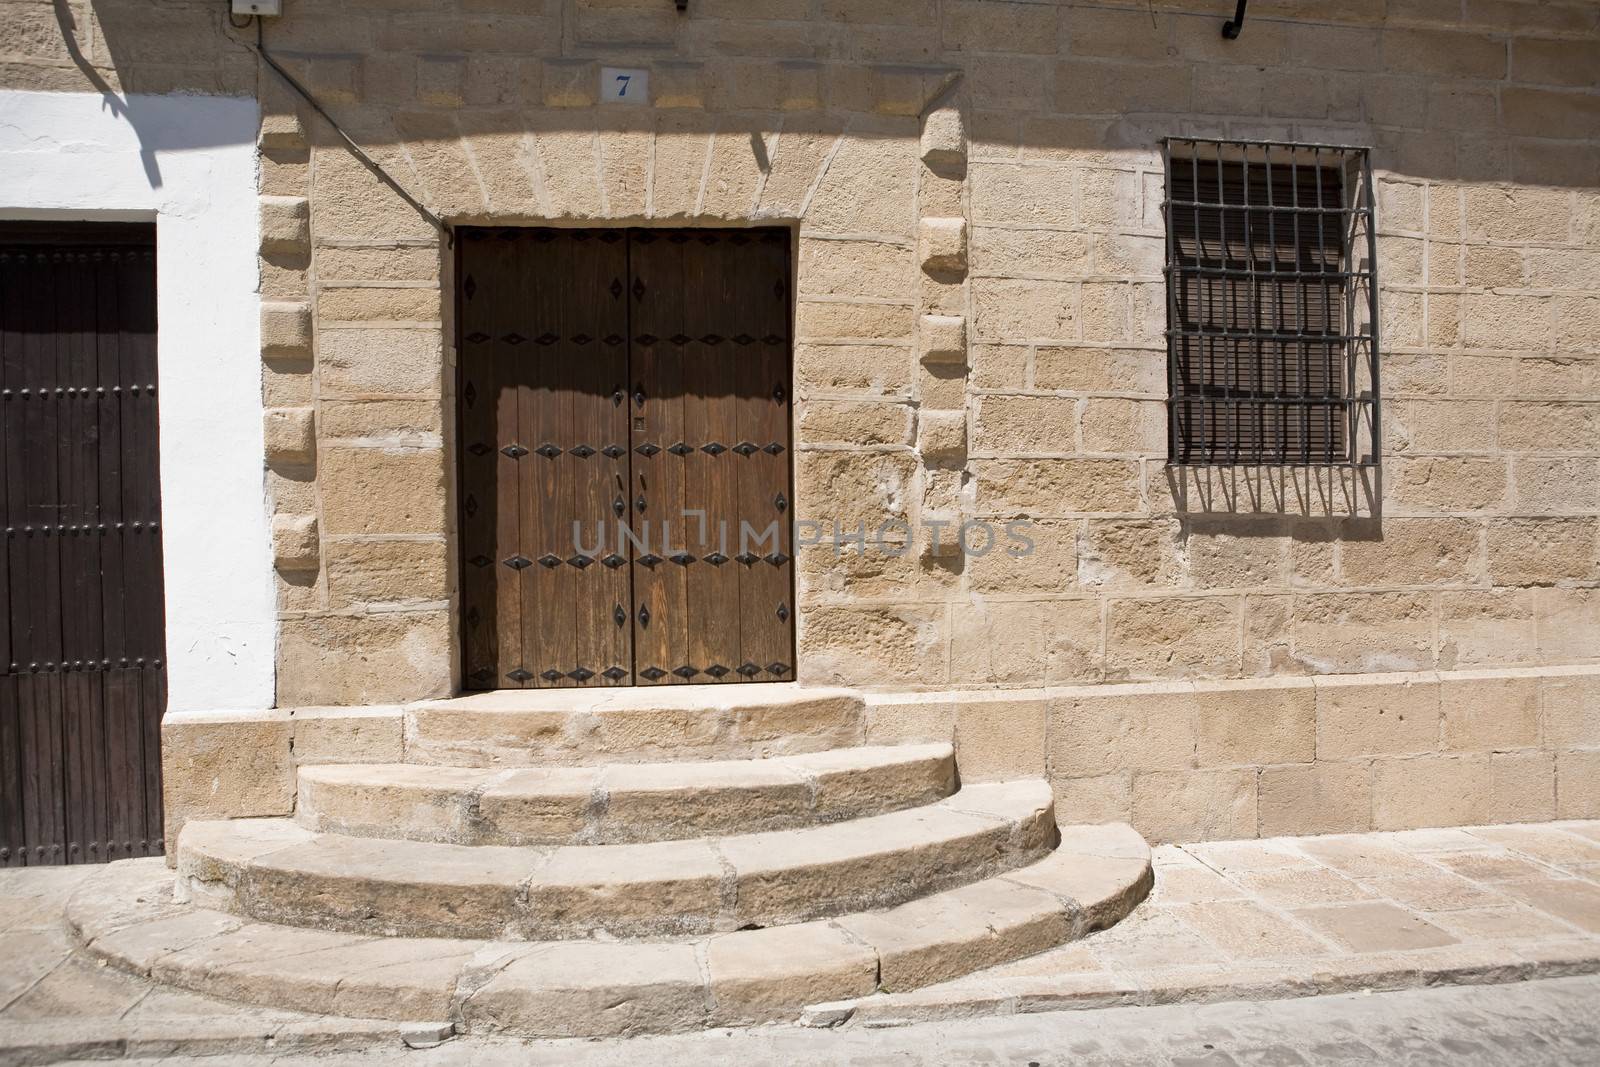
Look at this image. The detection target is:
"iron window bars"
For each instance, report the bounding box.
[1162,138,1380,467]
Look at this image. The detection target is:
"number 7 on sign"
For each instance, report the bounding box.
[600,67,648,105]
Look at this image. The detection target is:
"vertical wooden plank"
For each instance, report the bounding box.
[679,233,742,683]
[521,231,574,686]
[0,246,21,865]
[565,230,631,686]
[0,677,20,866]
[735,229,795,680]
[456,230,511,688]
[628,231,690,684]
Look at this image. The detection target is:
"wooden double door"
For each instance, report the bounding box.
[1,222,166,866]
[457,228,794,690]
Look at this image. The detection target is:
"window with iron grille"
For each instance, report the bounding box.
[1162,138,1380,466]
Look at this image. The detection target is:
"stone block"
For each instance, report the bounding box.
[920,105,966,172]
[972,278,1079,340]
[919,217,967,275]
[325,538,449,609]
[259,195,310,253]
[416,54,465,107]
[798,238,917,299]
[263,407,315,467]
[162,710,294,858]
[972,395,1075,455]
[795,342,912,396]
[1544,672,1600,748]
[1105,597,1242,681]
[261,301,312,359]
[973,458,1141,515]
[1049,772,1132,825]
[707,924,877,1026]
[1132,768,1257,844]
[1194,678,1316,768]
[952,697,1047,780]
[798,604,947,688]
[1487,751,1555,823]
[919,314,967,365]
[1485,518,1600,585]
[542,59,597,108]
[271,514,319,572]
[1440,673,1541,752]
[1315,674,1440,760]
[1557,750,1600,819]
[1048,683,1196,778]
[259,112,306,150]
[796,300,915,341]
[1372,754,1488,830]
[916,409,967,464]
[1291,592,1435,675]
[1257,762,1374,837]
[277,610,451,706]
[289,706,405,766]
[1437,590,1537,670]
[317,328,443,397]
[318,447,446,535]
[1536,588,1600,663]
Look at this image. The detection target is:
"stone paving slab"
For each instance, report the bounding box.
[806,820,1600,1027]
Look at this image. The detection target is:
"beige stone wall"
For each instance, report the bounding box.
[6,2,1597,713]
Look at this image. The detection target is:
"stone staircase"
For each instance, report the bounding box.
[67,686,1152,1038]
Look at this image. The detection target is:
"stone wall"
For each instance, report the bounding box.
[5,2,1597,714]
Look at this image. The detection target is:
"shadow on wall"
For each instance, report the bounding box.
[56,0,1598,189]
[1166,464,1380,518]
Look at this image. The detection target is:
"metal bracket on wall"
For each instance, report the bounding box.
[1222,0,1249,39]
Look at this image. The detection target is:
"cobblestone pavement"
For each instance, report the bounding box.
[47,974,1600,1065]
[4,821,1600,1062]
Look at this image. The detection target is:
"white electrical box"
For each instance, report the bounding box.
[232,0,281,15]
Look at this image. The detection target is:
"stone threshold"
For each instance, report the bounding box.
[804,820,1600,1029]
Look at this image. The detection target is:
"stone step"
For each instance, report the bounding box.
[73,824,1151,1038]
[177,780,1056,941]
[296,743,956,846]
[403,683,866,767]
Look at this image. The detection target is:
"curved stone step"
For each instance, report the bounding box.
[296,743,956,845]
[177,780,1056,940]
[72,824,1151,1038]
[404,684,865,767]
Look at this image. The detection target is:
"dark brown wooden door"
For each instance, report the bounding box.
[0,222,166,867]
[458,228,793,690]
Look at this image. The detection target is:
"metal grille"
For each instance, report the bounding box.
[1163,138,1380,466]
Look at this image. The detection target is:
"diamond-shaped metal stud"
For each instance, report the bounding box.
[469,667,493,684]
[701,333,724,345]
[701,442,726,456]
[536,554,561,568]
[464,495,478,518]
[603,666,627,680]
[568,555,594,569]
[635,333,659,346]
[507,668,534,682]
[735,552,759,565]
[502,333,527,345]
[667,442,692,456]
[638,553,662,567]
[777,602,790,622]
[602,553,627,569]
[610,278,624,298]
[463,276,477,298]
[766,551,791,566]
[633,278,646,299]
[733,333,755,345]
[572,334,593,345]
[673,665,699,679]
[638,604,651,627]
[540,669,563,682]
[706,664,730,678]
[764,442,786,455]
[603,334,624,346]
[535,332,559,345]
[463,381,477,406]
[669,333,691,345]
[763,333,784,345]
[773,384,787,403]
[466,331,490,344]
[614,604,627,627]
[670,552,695,566]
[612,497,625,517]
[505,555,533,570]
[641,666,666,680]
[737,662,761,677]
[535,443,561,458]
[569,667,595,682]
[635,442,661,457]
[704,552,728,565]
[774,492,788,513]
[602,445,625,458]
[502,443,530,459]
[469,554,492,568]
[468,442,491,456]
[570,444,595,459]
[768,662,790,676]
[732,442,758,456]
[466,606,481,628]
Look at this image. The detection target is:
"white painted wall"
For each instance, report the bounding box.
[0,89,274,713]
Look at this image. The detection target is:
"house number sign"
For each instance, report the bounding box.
[601,67,649,104]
